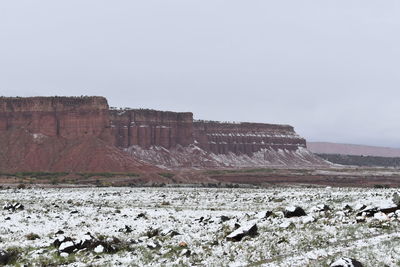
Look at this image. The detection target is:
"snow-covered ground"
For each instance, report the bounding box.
[1,187,400,266]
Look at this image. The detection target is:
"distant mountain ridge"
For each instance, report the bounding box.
[307,142,400,157]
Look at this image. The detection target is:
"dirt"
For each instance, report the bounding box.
[1,167,400,188]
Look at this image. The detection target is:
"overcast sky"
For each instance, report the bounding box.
[1,1,399,148]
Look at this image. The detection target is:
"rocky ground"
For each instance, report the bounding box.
[1,187,400,266]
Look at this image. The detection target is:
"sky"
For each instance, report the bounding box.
[1,1,399,148]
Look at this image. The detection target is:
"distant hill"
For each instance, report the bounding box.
[307,142,400,157]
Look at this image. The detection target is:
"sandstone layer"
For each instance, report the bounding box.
[110,109,193,148]
[193,121,306,155]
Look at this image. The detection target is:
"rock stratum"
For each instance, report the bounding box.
[0,96,327,172]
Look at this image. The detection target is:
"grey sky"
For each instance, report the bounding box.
[1,1,399,147]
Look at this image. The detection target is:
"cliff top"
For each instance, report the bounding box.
[194,120,294,131]
[0,96,109,112]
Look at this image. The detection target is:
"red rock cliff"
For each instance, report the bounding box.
[110,109,193,149]
[0,96,154,172]
[193,121,306,155]
[0,96,319,171]
[0,96,111,141]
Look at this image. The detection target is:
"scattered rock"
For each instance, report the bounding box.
[145,228,160,238]
[94,245,104,254]
[118,225,133,233]
[137,213,146,219]
[373,212,389,221]
[53,235,73,248]
[330,257,363,267]
[3,202,24,212]
[147,241,161,249]
[195,216,214,225]
[60,252,69,258]
[279,221,295,229]
[180,248,191,257]
[59,241,76,254]
[311,204,330,212]
[357,205,398,217]
[302,216,316,224]
[284,206,306,218]
[0,249,10,265]
[226,220,258,241]
[160,229,180,237]
[77,233,94,249]
[220,215,230,222]
[355,216,366,223]
[256,211,272,219]
[354,204,366,211]
[343,204,353,211]
[178,241,188,248]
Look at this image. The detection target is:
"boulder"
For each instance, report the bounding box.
[60,252,69,258]
[76,233,94,249]
[0,249,10,265]
[160,229,180,237]
[343,204,353,211]
[118,225,133,233]
[59,241,76,254]
[178,241,188,248]
[302,216,316,224]
[284,206,306,218]
[354,204,366,211]
[53,235,73,248]
[226,220,258,241]
[279,221,295,229]
[330,257,363,267]
[357,204,399,217]
[311,204,330,212]
[220,215,230,222]
[94,245,104,254]
[3,202,24,212]
[146,241,161,249]
[180,248,191,257]
[373,212,389,221]
[256,211,272,219]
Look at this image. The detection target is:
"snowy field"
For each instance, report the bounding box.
[1,186,400,266]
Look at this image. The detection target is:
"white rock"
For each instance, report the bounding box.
[59,241,75,252]
[286,206,296,212]
[279,221,294,229]
[374,211,388,221]
[226,220,258,241]
[354,203,366,211]
[302,216,316,224]
[331,257,363,267]
[94,245,104,254]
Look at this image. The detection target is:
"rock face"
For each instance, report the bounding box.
[0,97,154,173]
[193,121,306,155]
[0,96,326,172]
[110,109,193,149]
[0,96,111,141]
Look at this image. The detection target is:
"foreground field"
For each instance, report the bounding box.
[1,187,400,266]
